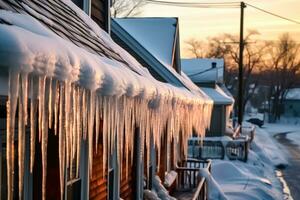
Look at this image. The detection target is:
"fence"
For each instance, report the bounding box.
[188,138,250,162]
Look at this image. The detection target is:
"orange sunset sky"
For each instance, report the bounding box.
[139,0,300,57]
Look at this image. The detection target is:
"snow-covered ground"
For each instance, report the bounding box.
[209,124,291,200]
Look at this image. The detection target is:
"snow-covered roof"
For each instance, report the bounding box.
[201,85,234,105]
[114,18,177,70]
[181,58,224,83]
[0,1,211,102]
[112,18,210,98]
[285,88,300,100]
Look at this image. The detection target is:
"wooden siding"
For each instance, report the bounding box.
[91,0,109,32]
[89,144,107,200]
[120,158,134,200]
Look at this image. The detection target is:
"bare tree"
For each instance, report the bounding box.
[265,33,300,120]
[185,30,267,115]
[185,38,207,58]
[111,0,145,18]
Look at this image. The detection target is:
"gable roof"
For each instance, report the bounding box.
[114,18,177,70]
[201,85,234,105]
[112,17,206,96]
[285,88,300,100]
[181,58,224,84]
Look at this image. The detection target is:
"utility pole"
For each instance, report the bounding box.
[238,1,246,126]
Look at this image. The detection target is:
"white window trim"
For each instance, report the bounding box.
[83,0,91,16]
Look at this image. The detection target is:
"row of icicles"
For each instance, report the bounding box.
[6,71,212,200]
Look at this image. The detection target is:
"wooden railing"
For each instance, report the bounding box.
[189,138,250,162]
[232,125,241,138]
[175,159,211,200]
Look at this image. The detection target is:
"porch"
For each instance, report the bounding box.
[170,159,211,200]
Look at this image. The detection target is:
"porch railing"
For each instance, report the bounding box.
[189,138,250,162]
[174,159,211,200]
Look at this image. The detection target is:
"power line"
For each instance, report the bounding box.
[145,0,240,8]
[245,3,300,25]
[146,0,300,25]
[145,0,240,5]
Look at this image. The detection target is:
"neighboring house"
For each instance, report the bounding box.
[283,88,300,117]
[0,2,212,200]
[182,58,234,137]
[111,18,213,198]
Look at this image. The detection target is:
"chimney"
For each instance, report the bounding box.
[211,62,217,68]
[212,62,218,82]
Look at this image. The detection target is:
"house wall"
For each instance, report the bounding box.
[89,144,107,200]
[71,0,110,33]
[207,105,226,137]
[91,0,110,32]
[283,100,300,117]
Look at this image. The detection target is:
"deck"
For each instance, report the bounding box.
[170,159,211,200]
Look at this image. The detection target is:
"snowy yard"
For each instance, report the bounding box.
[209,122,295,200]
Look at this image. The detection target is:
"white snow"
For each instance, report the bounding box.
[285,88,300,100]
[201,85,234,105]
[181,58,224,83]
[199,168,227,200]
[153,176,176,200]
[209,125,288,200]
[164,170,177,188]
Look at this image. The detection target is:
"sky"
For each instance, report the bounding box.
[139,0,300,57]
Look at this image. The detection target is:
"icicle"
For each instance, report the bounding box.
[18,73,28,199]
[30,76,39,172]
[54,81,59,135]
[38,76,46,142]
[6,71,19,200]
[102,97,108,176]
[59,82,66,200]
[95,95,100,153]
[76,87,82,178]
[88,91,95,177]
[65,82,71,169]
[82,89,87,140]
[49,79,57,129]
[41,78,50,200]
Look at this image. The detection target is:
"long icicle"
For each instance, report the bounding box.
[38,77,46,142]
[59,82,66,200]
[30,76,39,172]
[18,73,28,199]
[76,87,82,178]
[88,91,95,177]
[7,71,19,200]
[42,78,50,200]
[95,95,100,153]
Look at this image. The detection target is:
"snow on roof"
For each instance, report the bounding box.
[114,18,177,70]
[181,58,224,83]
[112,18,211,99]
[0,1,212,103]
[285,88,300,100]
[201,85,234,105]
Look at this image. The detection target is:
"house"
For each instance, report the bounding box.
[0,1,212,200]
[182,58,234,137]
[282,88,300,117]
[111,18,213,198]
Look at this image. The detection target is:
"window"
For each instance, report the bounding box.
[108,168,114,200]
[67,178,81,200]
[72,0,84,9]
